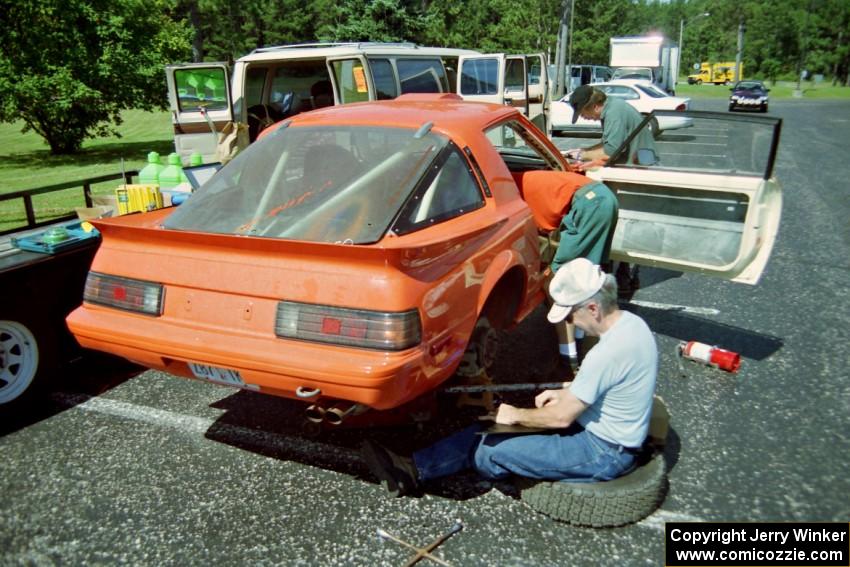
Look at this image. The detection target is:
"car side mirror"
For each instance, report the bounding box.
[729,87,735,91]
[636,148,659,166]
[766,88,771,92]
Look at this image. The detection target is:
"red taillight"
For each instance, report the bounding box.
[321,317,342,335]
[675,103,686,111]
[275,301,421,351]
[84,272,164,316]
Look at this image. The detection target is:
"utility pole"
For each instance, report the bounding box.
[678,12,710,85]
[735,18,745,83]
[567,0,575,85]
[553,0,572,99]
[832,31,842,86]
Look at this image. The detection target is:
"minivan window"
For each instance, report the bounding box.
[460,58,499,95]
[505,58,525,91]
[174,68,228,112]
[370,58,398,100]
[244,66,268,107]
[332,59,370,103]
[528,57,541,86]
[270,59,332,114]
[397,59,447,94]
[442,57,460,91]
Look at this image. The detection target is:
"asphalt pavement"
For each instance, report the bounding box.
[1,98,848,566]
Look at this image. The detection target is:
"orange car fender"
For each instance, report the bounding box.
[474,248,527,324]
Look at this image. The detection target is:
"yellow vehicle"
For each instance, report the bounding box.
[687,62,741,85]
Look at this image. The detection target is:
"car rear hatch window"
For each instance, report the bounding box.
[164,125,449,243]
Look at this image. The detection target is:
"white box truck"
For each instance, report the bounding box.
[609,36,679,95]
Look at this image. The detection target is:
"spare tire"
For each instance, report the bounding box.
[515,449,668,528]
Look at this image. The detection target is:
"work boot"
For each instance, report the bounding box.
[361,440,419,497]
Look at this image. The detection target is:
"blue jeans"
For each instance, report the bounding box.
[413,423,636,483]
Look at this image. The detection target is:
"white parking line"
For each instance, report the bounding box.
[628,300,720,316]
[50,392,362,466]
[638,509,706,531]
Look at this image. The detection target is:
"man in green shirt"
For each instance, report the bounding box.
[566,85,655,294]
[567,85,656,169]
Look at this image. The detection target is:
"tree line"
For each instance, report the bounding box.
[187,0,850,84]
[1,0,847,154]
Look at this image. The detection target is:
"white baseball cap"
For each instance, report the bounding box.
[547,258,606,323]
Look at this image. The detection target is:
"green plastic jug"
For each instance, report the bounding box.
[138,152,164,185]
[159,153,188,189]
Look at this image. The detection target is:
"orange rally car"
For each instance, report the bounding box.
[67,96,784,423]
[67,94,573,418]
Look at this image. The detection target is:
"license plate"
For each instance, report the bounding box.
[188,363,245,388]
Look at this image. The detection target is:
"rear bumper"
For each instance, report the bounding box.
[67,305,452,410]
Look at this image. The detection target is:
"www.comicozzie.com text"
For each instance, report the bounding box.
[669,526,847,546]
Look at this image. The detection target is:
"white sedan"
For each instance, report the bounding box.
[551,80,693,135]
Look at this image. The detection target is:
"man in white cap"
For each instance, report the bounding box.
[361,258,658,496]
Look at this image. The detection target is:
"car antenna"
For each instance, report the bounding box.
[414,122,433,139]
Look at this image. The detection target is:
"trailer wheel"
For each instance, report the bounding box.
[0,320,52,407]
[515,449,668,528]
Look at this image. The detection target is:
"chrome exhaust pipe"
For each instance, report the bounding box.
[304,403,327,424]
[324,402,368,426]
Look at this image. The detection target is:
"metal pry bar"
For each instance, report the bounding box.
[377,528,451,566]
[376,519,463,567]
[403,520,463,567]
[442,382,566,394]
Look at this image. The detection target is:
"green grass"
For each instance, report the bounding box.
[0,110,173,232]
[676,80,850,99]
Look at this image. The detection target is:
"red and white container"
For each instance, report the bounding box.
[678,341,741,373]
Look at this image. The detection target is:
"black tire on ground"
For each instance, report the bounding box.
[728,104,736,112]
[515,449,668,528]
[761,104,768,113]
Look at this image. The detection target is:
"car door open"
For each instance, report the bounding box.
[165,63,232,163]
[591,111,782,285]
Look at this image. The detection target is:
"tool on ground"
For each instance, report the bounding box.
[443,382,566,394]
[377,519,463,567]
[677,340,741,374]
[452,368,494,410]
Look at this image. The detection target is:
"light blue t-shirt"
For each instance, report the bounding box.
[570,310,657,448]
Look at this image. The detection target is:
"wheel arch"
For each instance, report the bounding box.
[475,250,528,330]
